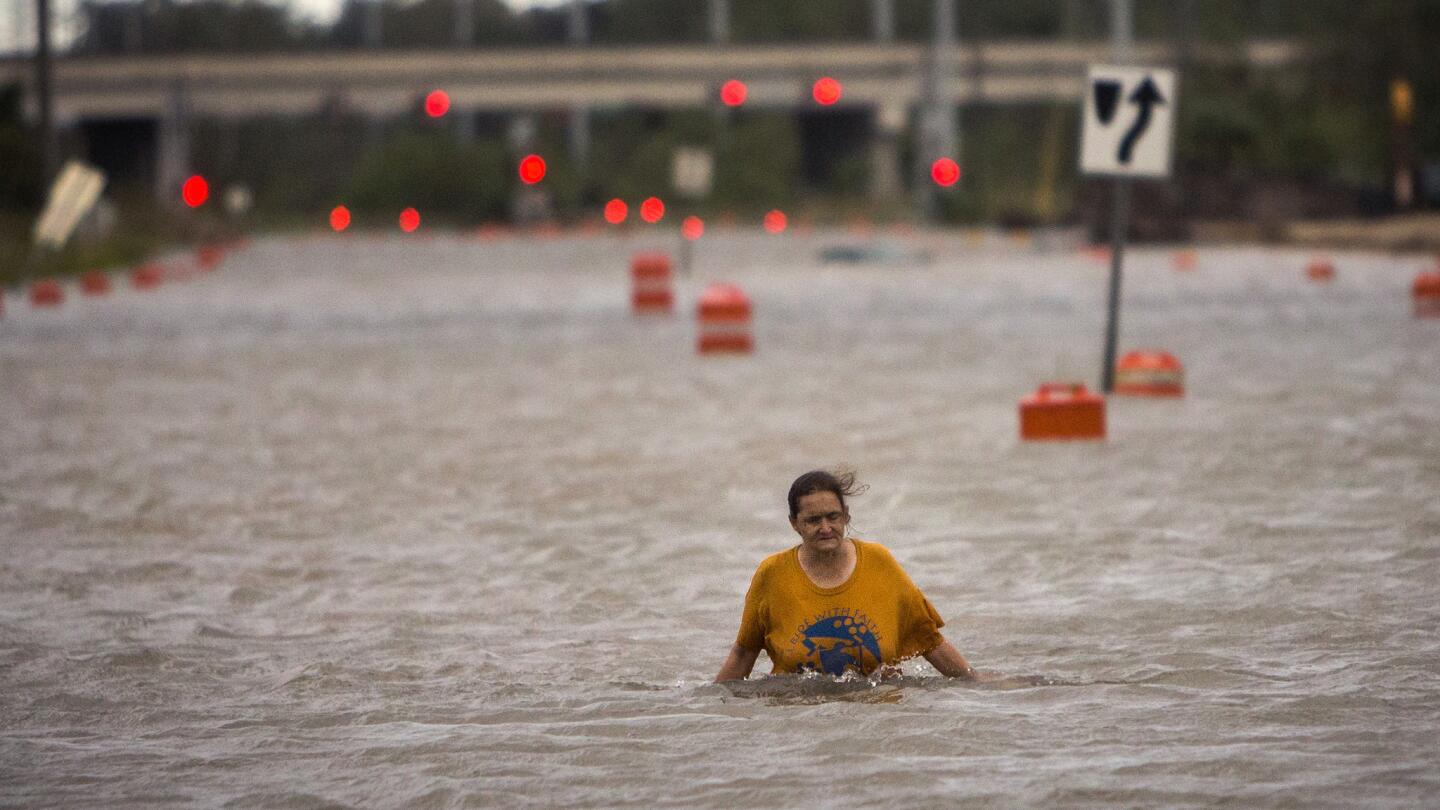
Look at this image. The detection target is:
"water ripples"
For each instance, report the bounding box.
[2,234,1438,806]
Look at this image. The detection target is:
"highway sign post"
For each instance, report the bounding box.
[1080,64,1177,393]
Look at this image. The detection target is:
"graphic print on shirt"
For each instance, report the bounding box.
[791,608,883,676]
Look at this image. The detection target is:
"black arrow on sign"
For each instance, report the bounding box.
[1117,76,1165,164]
[1093,80,1122,124]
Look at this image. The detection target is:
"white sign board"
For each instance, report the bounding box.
[1080,65,1176,178]
[33,160,107,249]
[672,147,714,199]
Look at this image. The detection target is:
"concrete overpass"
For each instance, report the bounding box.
[1,40,1299,119]
[0,40,1300,206]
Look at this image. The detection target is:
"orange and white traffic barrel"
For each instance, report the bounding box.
[1019,382,1105,441]
[1306,258,1336,282]
[197,244,223,271]
[697,283,753,355]
[131,263,164,290]
[80,271,112,296]
[1413,270,1440,318]
[29,279,64,308]
[476,223,511,241]
[631,252,673,314]
[1114,350,1184,397]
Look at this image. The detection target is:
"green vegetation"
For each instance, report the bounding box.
[349,131,512,224]
[0,0,1433,275]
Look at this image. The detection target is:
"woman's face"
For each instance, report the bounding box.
[790,491,849,554]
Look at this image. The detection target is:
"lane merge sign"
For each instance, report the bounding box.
[1080,65,1177,178]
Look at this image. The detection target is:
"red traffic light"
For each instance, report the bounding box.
[640,197,665,224]
[181,175,209,208]
[399,207,421,232]
[329,205,351,232]
[720,80,748,107]
[681,215,704,241]
[519,154,547,185]
[812,77,843,106]
[604,198,628,224]
[425,90,450,118]
[931,157,961,187]
[763,209,788,234]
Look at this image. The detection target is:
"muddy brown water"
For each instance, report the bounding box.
[1,230,1437,807]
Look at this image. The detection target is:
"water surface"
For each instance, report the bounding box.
[2,230,1437,807]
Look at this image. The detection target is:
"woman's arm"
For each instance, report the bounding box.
[714,643,761,682]
[923,640,976,679]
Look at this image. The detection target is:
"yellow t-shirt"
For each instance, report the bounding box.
[735,539,946,676]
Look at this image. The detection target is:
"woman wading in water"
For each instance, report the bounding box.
[716,469,977,681]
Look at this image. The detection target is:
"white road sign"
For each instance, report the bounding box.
[33,160,107,250]
[1080,65,1176,178]
[672,147,714,199]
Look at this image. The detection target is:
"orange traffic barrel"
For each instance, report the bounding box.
[29,279,64,308]
[197,244,223,271]
[1173,249,1197,271]
[131,263,164,290]
[163,262,200,282]
[1306,258,1336,282]
[1414,270,1440,318]
[697,283,753,355]
[631,253,673,314]
[531,221,563,240]
[1114,350,1184,397]
[476,223,511,241]
[1019,382,1106,441]
[80,271,112,296]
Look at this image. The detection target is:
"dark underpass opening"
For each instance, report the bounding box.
[798,108,872,195]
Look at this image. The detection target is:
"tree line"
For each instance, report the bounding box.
[1,1,1434,233]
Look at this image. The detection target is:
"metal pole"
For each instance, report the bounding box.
[35,0,54,186]
[1100,0,1132,394]
[679,233,694,276]
[709,0,729,45]
[363,0,382,49]
[454,0,473,47]
[567,0,587,45]
[916,0,956,221]
[872,0,894,42]
[565,0,590,194]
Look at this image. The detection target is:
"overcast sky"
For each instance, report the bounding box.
[289,0,564,23]
[1,0,568,54]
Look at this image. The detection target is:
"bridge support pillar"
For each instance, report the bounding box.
[155,81,191,209]
[455,109,476,143]
[870,101,905,202]
[568,106,590,177]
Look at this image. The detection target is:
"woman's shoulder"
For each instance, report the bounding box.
[852,539,904,567]
[852,537,895,557]
[753,547,796,577]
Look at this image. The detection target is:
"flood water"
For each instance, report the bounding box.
[2,229,1437,807]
